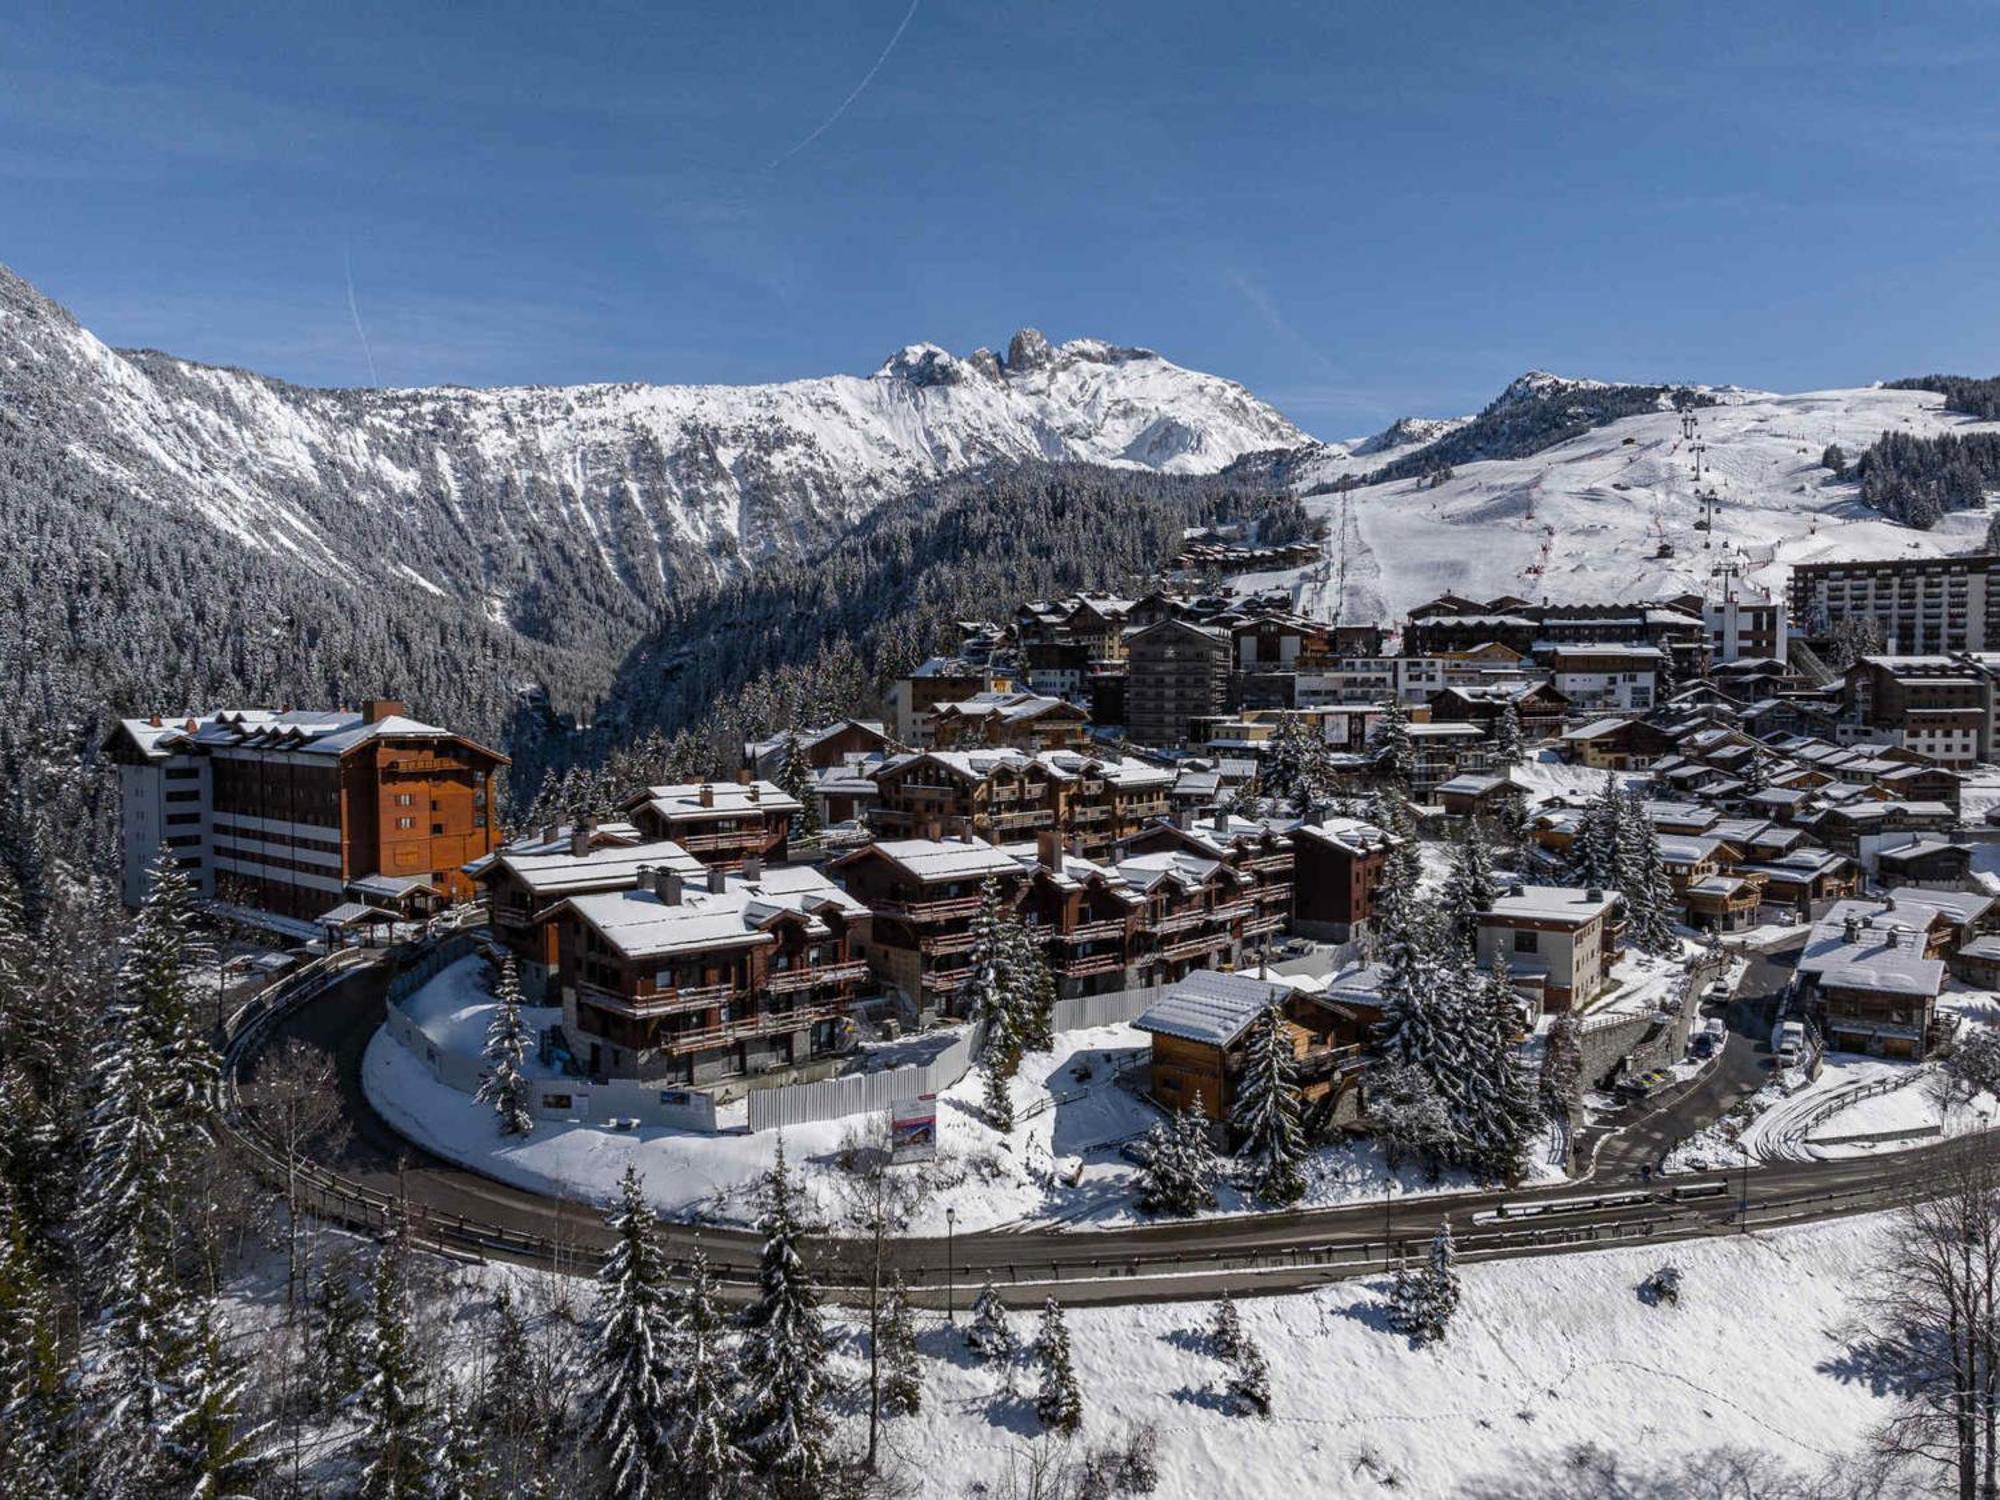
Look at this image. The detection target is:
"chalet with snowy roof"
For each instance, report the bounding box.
[1436,772,1525,820]
[1541,645,1664,713]
[1118,812,1297,946]
[926,691,1090,753]
[1797,902,1950,1058]
[1291,815,1398,942]
[1558,717,1675,771]
[1877,837,1975,890]
[1841,655,1992,766]
[105,701,508,922]
[888,658,1015,743]
[1425,682,1570,744]
[1804,799,1957,869]
[619,779,801,872]
[1125,617,1233,748]
[545,862,871,1085]
[868,748,1172,855]
[1008,835,1148,995]
[831,838,1028,1010]
[471,822,703,997]
[1474,884,1622,1013]
[1684,874,1765,933]
[741,720,906,778]
[1730,848,1860,916]
[1133,970,1369,1128]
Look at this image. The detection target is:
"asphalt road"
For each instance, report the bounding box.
[231,946,1964,1307]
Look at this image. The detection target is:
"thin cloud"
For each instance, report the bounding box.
[766,0,922,170]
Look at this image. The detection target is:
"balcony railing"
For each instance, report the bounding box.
[1243,913,1286,939]
[1061,918,1129,944]
[994,809,1055,830]
[762,959,871,994]
[675,828,772,854]
[1061,953,1126,979]
[1162,932,1233,963]
[655,1002,845,1055]
[1152,910,1208,935]
[922,965,972,992]
[581,979,737,1018]
[873,893,985,922]
[919,931,978,956]
[1069,806,1110,824]
[1254,883,1295,905]
[1212,900,1256,922]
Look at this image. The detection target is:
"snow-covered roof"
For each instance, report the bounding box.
[563,866,866,961]
[1561,717,1644,742]
[630,779,803,824]
[1437,773,1510,797]
[1294,816,1396,856]
[485,839,704,899]
[112,706,505,763]
[1656,836,1725,866]
[1879,887,1994,930]
[1133,970,1293,1046]
[846,838,1027,884]
[1482,886,1620,925]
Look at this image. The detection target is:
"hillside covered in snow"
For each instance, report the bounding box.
[1226,380,2000,626]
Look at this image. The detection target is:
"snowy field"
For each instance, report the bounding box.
[1227,382,2000,624]
[858,1214,1903,1495]
[366,961,1558,1232]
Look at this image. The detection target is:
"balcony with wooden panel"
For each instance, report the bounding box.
[761,959,871,994]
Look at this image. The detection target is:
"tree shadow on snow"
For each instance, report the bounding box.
[1817,1324,1934,1400]
[1168,1384,1235,1415]
[1158,1325,1215,1356]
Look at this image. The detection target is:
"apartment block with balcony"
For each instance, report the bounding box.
[831,838,1029,1010]
[619,779,801,870]
[1119,813,1297,949]
[1790,555,2000,656]
[468,822,703,999]
[545,862,871,1085]
[868,748,1172,855]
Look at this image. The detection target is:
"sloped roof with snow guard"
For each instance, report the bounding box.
[1133,970,1293,1047]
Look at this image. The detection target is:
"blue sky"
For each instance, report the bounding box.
[4,1,1997,437]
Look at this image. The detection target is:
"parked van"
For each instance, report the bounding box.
[1773,1020,1806,1066]
[1694,1016,1727,1056]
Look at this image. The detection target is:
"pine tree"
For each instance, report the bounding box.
[1225,1337,1271,1419]
[428,1382,495,1500]
[478,1286,538,1494]
[1371,699,1414,792]
[1617,792,1680,957]
[774,732,822,841]
[1437,820,1498,952]
[1231,1003,1306,1205]
[1208,1292,1242,1362]
[588,1167,675,1500]
[968,878,1024,1080]
[1033,1299,1083,1437]
[878,1273,922,1418]
[1262,714,1334,814]
[1137,1107,1217,1217]
[309,1249,369,1412]
[1463,953,1542,1183]
[357,1235,431,1500]
[475,955,536,1137]
[1493,701,1525,767]
[1366,791,1423,939]
[1364,1059,1455,1174]
[0,1202,80,1499]
[1539,1011,1585,1121]
[667,1247,748,1498]
[1564,775,1625,891]
[157,1298,272,1500]
[981,1052,1017,1134]
[967,1283,1016,1364]
[740,1140,834,1494]
[1009,918,1058,1054]
[1388,1219,1462,1346]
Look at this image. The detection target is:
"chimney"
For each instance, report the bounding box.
[1036,830,1062,871]
[1174,808,1193,831]
[1585,887,1603,903]
[1507,883,1526,899]
[748,782,762,803]
[1844,915,1862,944]
[540,823,557,846]
[149,714,162,728]
[1884,893,1897,912]
[708,865,728,895]
[737,769,752,786]
[570,828,590,858]
[1069,833,1085,857]
[699,784,715,808]
[655,868,683,905]
[361,698,406,724]
[924,819,943,841]
[743,854,763,882]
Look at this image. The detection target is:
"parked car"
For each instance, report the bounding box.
[1773,1020,1806,1066]
[1617,1068,1674,1101]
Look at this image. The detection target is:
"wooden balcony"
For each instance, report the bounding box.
[1243,913,1286,939]
[1060,952,1127,979]
[762,959,871,994]
[1212,900,1256,923]
[1069,805,1110,824]
[1161,932,1233,963]
[1060,918,1129,944]
[1152,909,1208,935]
[674,828,773,854]
[873,893,985,922]
[581,979,737,1018]
[922,965,972,992]
[655,1002,845,1056]
[919,930,978,956]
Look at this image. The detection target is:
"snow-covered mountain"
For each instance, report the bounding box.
[1224,382,2000,627]
[0,266,1302,631]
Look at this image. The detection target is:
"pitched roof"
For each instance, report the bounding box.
[1133,970,1292,1046]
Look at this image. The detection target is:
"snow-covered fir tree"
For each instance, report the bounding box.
[1261,713,1335,814]
[1563,774,1626,891]
[1033,1298,1083,1437]
[1437,819,1499,952]
[426,1381,495,1500]
[357,1232,431,1500]
[1231,1002,1306,1205]
[156,1298,271,1500]
[666,1246,748,1499]
[1137,1106,1218,1216]
[1370,698,1414,792]
[1617,790,1681,957]
[968,877,1025,1081]
[981,1050,1017,1134]
[967,1282,1016,1364]
[474,955,536,1137]
[1375,913,1471,1123]
[1462,952,1543,1182]
[309,1249,369,1412]
[1208,1292,1242,1362]
[478,1285,539,1494]
[1008,916,1058,1054]
[587,1167,675,1500]
[1388,1218,1462,1347]
[1539,1010,1585,1121]
[1225,1336,1271,1419]
[1366,790,1422,940]
[1364,1059,1454,1173]
[1492,700,1525,767]
[0,1202,80,1498]
[739,1139,835,1494]
[774,732,822,841]
[878,1272,922,1418]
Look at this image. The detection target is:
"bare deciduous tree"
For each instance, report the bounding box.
[250,1037,350,1308]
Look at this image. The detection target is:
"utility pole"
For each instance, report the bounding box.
[945,1204,958,1322]
[1691,441,1709,481]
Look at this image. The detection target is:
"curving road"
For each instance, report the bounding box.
[227,943,1968,1308]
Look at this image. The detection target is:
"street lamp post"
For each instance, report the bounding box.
[945,1205,958,1323]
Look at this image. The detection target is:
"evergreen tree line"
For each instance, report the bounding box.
[1854,427,2000,529]
[1885,373,2000,422]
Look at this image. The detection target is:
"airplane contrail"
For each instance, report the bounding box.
[343,248,381,387]
[766,0,922,170]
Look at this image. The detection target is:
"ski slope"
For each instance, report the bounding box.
[1231,383,2000,625]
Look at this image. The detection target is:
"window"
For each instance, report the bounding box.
[395,793,414,807]
[396,817,415,830]
[1513,929,1539,954]
[431,823,444,836]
